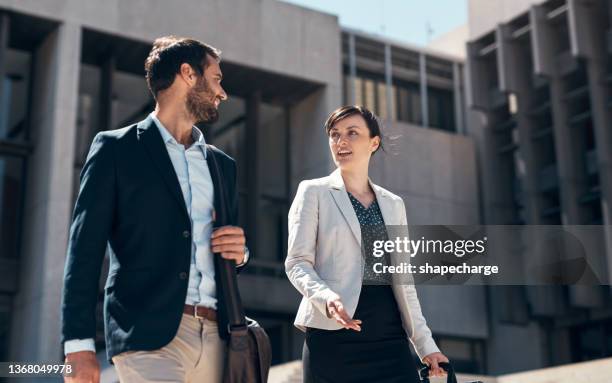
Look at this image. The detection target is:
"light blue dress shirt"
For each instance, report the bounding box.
[64,113,247,355]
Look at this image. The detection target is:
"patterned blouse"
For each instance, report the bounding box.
[347,192,393,285]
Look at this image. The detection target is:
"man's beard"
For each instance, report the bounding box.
[186,76,219,124]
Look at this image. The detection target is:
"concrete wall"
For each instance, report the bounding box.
[0,0,339,86]
[369,121,488,339]
[9,22,82,362]
[428,24,469,59]
[371,121,480,225]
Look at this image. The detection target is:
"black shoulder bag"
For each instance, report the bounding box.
[207,145,272,383]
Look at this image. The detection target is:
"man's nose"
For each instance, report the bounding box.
[218,87,228,101]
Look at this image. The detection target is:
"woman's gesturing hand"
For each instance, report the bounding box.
[326,296,362,331]
[422,352,450,378]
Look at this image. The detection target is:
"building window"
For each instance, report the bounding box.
[0,49,31,141]
[0,32,35,277]
[0,155,25,261]
[428,86,456,132]
[346,73,393,120]
[396,81,422,125]
[353,76,363,106]
[377,82,388,120]
[363,78,376,112]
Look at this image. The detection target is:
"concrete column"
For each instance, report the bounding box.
[453,62,465,134]
[419,53,429,127]
[283,104,291,258]
[568,0,612,284]
[531,5,588,225]
[246,91,261,257]
[9,22,82,362]
[384,44,393,122]
[0,13,8,135]
[466,42,490,110]
[496,24,543,225]
[347,33,356,105]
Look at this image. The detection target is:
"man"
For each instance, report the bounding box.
[62,36,248,382]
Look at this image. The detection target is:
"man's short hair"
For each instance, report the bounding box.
[144,36,221,99]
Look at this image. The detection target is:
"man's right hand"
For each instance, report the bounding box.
[64,351,100,383]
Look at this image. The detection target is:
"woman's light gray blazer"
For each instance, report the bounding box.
[285,169,441,361]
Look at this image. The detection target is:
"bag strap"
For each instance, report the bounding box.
[206,144,247,334]
[418,362,458,383]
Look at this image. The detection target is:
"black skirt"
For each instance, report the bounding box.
[302,285,421,383]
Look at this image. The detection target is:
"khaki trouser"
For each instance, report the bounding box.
[112,313,226,383]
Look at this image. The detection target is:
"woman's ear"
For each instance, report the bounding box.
[371,136,381,152]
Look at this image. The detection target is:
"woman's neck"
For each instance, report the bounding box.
[340,168,371,196]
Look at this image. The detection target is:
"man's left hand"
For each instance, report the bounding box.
[211,226,246,264]
[422,352,450,378]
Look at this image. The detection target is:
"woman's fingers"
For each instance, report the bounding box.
[327,299,362,331]
[423,352,450,377]
[336,305,361,331]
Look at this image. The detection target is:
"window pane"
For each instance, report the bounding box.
[377,82,388,120]
[0,155,25,260]
[353,77,363,106]
[396,82,422,125]
[0,295,11,362]
[390,85,397,121]
[364,79,375,112]
[0,49,31,141]
[428,86,456,132]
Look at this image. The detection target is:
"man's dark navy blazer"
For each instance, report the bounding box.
[61,115,246,361]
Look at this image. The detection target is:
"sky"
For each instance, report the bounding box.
[281,0,467,47]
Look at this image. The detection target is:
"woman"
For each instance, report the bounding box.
[285,106,449,382]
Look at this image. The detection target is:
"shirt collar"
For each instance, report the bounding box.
[149,112,207,158]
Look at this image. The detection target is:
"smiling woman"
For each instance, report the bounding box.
[285,105,449,383]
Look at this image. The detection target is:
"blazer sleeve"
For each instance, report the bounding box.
[285,181,339,317]
[61,132,116,344]
[399,198,441,361]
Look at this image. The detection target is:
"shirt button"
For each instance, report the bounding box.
[179,272,188,280]
[183,230,190,238]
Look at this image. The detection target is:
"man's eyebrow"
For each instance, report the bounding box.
[214,73,223,80]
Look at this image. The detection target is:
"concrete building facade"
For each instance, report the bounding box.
[466,0,612,373]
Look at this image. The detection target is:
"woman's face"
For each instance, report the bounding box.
[328,114,380,171]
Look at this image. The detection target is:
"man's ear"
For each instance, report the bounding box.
[179,63,196,86]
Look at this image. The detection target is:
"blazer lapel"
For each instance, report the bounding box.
[370,181,408,284]
[137,115,189,220]
[370,182,397,226]
[328,169,362,245]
